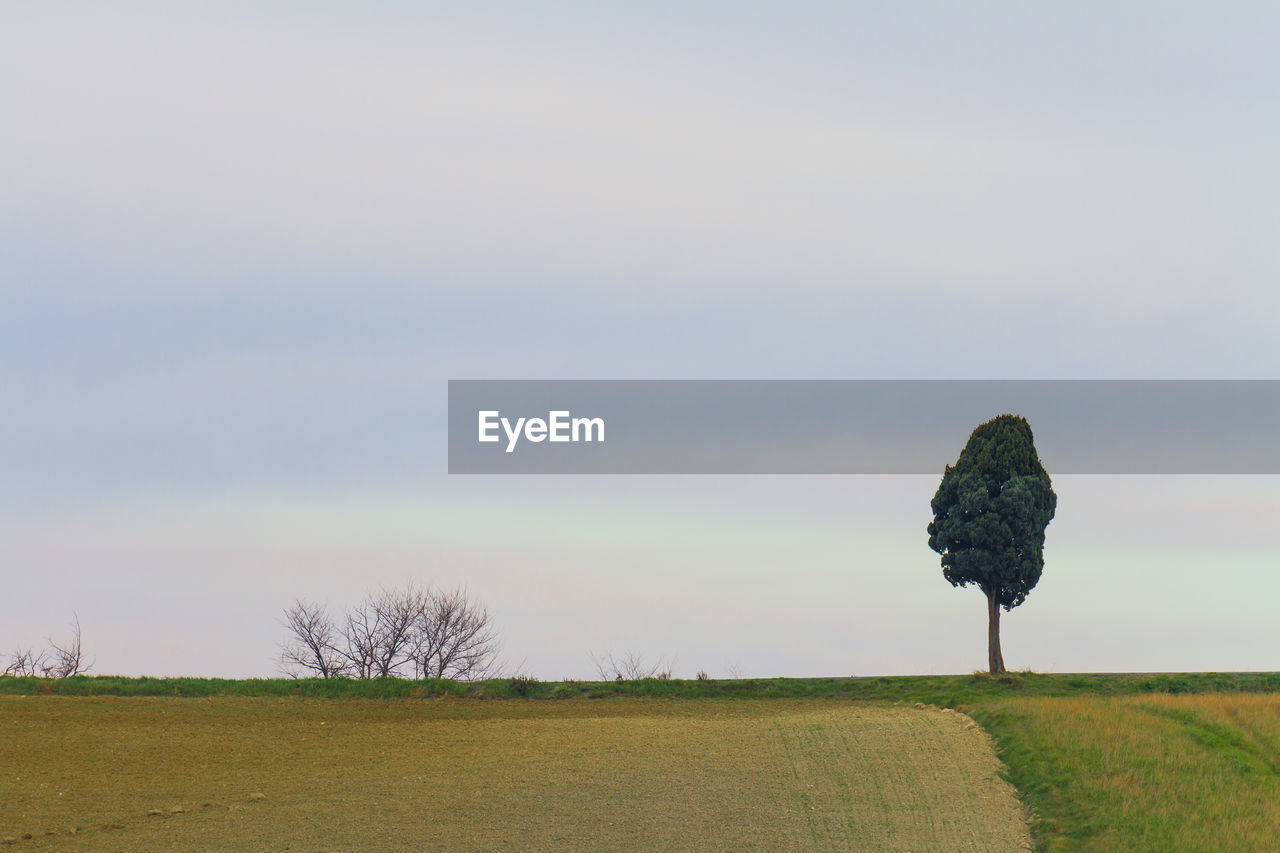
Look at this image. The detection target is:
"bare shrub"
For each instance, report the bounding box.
[281,585,499,681]
[3,616,92,678]
[411,587,499,681]
[3,647,48,677]
[45,616,91,677]
[341,585,426,679]
[280,600,349,678]
[590,650,676,681]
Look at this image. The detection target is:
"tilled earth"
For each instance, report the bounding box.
[0,696,1030,851]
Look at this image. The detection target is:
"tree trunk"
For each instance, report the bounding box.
[986,591,1005,674]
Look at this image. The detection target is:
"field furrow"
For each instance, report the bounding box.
[0,697,1030,851]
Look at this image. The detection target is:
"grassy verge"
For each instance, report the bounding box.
[3,670,1280,702]
[970,694,1280,851]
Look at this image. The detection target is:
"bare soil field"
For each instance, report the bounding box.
[0,697,1030,851]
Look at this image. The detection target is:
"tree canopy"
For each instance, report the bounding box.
[928,414,1056,672]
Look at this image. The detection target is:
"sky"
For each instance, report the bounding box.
[3,3,1278,678]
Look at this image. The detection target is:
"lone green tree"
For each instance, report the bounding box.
[927,414,1056,674]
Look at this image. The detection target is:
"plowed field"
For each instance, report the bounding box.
[0,697,1029,851]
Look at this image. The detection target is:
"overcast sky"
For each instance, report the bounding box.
[3,3,1278,678]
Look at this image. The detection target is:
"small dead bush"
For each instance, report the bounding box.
[509,674,538,696]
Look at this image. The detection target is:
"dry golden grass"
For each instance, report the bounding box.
[0,697,1029,851]
[974,694,1280,852]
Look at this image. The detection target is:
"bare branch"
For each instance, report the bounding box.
[280,600,348,678]
[371,584,426,678]
[589,650,674,681]
[341,596,380,679]
[3,616,93,679]
[412,586,499,681]
[3,647,48,677]
[280,585,500,682]
[342,584,425,678]
[44,616,92,678]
